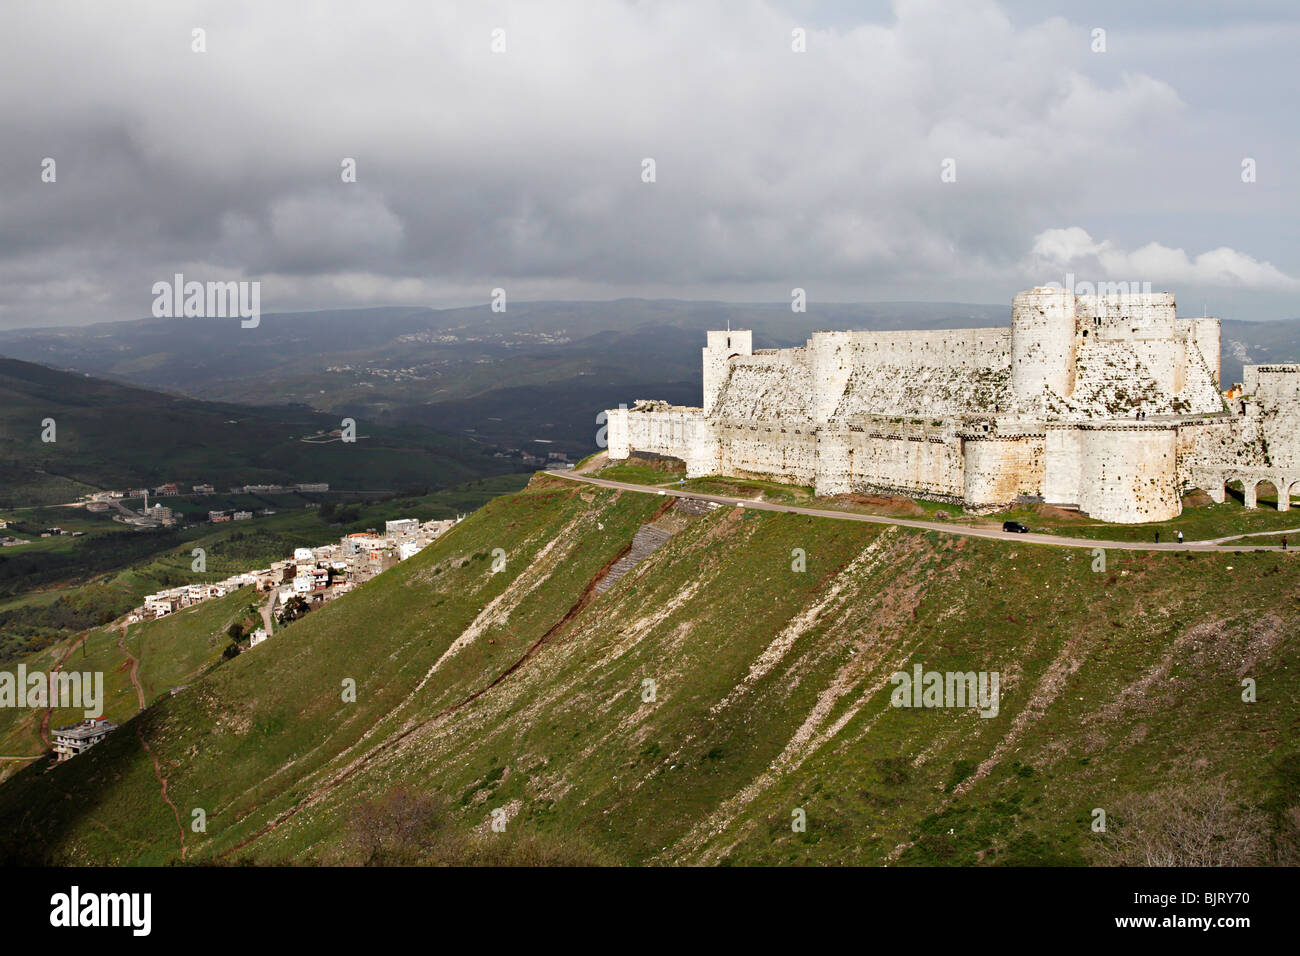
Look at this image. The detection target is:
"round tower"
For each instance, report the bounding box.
[1011,287,1077,408]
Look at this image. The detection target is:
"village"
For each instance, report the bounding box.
[82,480,332,529]
[49,513,461,762]
[129,514,459,628]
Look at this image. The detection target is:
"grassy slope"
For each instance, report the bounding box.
[0,476,1296,865]
[0,589,255,766]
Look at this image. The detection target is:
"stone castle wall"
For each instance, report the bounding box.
[717,420,818,484]
[604,287,1295,524]
[816,422,966,500]
[962,434,1047,509]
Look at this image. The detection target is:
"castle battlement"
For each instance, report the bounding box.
[605,287,1299,523]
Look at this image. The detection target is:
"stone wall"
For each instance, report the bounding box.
[1244,364,1300,404]
[814,422,965,500]
[833,329,1012,418]
[713,348,814,422]
[1012,287,1076,408]
[717,420,818,485]
[609,402,719,477]
[603,288,1282,524]
[1041,426,1083,506]
[703,329,752,414]
[962,435,1046,509]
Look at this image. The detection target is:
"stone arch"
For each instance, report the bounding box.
[1225,477,1247,506]
[1248,478,1281,510]
[1203,477,1228,504]
[1283,478,1300,512]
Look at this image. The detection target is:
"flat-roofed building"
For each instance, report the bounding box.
[53,717,117,761]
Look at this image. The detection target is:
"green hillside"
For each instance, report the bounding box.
[1,475,1297,866]
[0,355,513,508]
[0,588,255,784]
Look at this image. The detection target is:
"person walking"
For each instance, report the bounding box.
[1177,530,1184,544]
[1155,531,1160,544]
[1283,536,1288,551]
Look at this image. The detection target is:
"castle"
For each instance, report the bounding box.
[603,286,1300,524]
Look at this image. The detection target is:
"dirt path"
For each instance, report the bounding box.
[39,631,91,748]
[572,451,607,475]
[259,590,276,635]
[118,624,186,860]
[555,471,1300,552]
[136,724,186,861]
[117,625,146,713]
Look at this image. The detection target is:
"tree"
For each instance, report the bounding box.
[347,787,443,866]
[1094,777,1270,867]
[277,594,309,625]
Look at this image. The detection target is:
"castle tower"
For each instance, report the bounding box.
[1190,315,1221,384]
[1011,286,1077,408]
[702,329,751,414]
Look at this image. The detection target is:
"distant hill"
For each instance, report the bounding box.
[0,301,1011,401]
[0,301,1011,408]
[2,474,1296,865]
[0,300,1011,465]
[0,355,516,507]
[2,301,1293,442]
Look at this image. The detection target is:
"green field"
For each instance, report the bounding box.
[1,474,1296,866]
[0,588,256,781]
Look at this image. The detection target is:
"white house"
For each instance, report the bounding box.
[53,717,117,761]
[144,593,178,617]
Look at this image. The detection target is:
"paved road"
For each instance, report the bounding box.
[552,471,1300,553]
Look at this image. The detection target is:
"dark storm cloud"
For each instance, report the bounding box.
[1,0,1296,329]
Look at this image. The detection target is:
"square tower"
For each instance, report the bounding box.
[703,329,752,413]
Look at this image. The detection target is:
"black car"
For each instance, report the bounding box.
[1002,521,1030,533]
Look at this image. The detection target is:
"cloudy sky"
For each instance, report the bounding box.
[2,0,1297,329]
